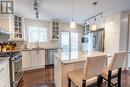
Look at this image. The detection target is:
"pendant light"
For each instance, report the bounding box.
[70,0,76,28]
[91,17,97,31]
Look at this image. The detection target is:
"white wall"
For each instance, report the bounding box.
[128,15,130,69]
[24,18,82,50]
[104,10,130,70]
[25,19,60,48]
[104,13,121,54]
[119,10,130,51]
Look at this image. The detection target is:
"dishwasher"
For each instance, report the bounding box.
[45,48,58,67]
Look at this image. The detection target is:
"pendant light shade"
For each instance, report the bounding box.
[70,20,76,28]
[70,0,76,29]
[91,24,97,31]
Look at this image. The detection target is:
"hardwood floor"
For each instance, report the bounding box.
[18,67,130,87]
[18,67,55,87]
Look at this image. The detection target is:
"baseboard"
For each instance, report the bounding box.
[23,65,45,73]
[45,64,54,69]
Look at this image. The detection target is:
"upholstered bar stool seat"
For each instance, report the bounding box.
[101,51,127,87]
[102,67,118,79]
[67,54,107,87]
[68,69,98,86]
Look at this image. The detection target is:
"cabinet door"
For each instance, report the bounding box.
[22,51,32,69]
[31,51,39,67]
[39,50,45,66]
[51,20,60,40]
[0,59,10,87]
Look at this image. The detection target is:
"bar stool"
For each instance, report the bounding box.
[67,54,107,87]
[101,51,127,87]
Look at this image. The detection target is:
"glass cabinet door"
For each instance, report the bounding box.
[51,20,60,40]
[14,15,23,39]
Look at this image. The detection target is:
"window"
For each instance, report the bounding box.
[61,31,79,60]
[28,26,47,42]
[61,32,79,52]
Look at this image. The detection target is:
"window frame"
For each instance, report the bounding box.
[61,31,79,52]
[28,26,48,43]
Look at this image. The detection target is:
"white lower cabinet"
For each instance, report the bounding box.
[22,51,32,69]
[0,59,10,87]
[22,50,45,71]
[31,51,39,67]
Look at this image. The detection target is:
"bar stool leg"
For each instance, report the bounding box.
[82,79,86,87]
[68,78,71,87]
[108,70,112,87]
[97,75,101,87]
[118,68,122,87]
[100,75,103,87]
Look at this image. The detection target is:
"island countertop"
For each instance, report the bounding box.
[54,51,108,87]
[54,51,106,64]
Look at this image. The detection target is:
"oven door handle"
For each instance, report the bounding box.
[14,72,23,85]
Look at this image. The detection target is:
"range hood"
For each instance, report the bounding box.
[0,27,10,35]
[0,27,10,42]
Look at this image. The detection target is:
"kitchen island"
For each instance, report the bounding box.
[54,51,105,87]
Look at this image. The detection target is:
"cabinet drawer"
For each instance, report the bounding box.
[0,60,8,71]
[0,59,10,87]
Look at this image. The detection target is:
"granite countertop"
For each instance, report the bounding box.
[0,57,9,64]
[22,47,62,51]
[22,48,45,51]
[54,51,106,64]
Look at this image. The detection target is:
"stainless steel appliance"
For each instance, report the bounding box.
[91,29,105,52]
[45,48,58,66]
[82,34,89,52]
[0,51,23,87]
[82,28,105,52]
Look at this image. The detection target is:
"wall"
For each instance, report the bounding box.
[119,11,130,70]
[104,10,130,70]
[104,13,121,54]
[104,11,130,53]
[24,18,82,50]
[128,15,130,69]
[119,10,130,51]
[24,19,60,48]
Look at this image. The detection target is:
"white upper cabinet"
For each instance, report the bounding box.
[0,14,25,41]
[13,15,24,40]
[50,19,60,40]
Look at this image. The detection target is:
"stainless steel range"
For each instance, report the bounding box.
[0,51,23,87]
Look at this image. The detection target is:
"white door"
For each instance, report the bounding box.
[61,32,70,52]
[61,32,79,52]
[61,31,79,60]
[70,32,79,51]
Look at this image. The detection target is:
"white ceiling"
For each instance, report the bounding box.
[15,0,130,24]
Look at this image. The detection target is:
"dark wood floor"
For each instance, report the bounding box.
[18,67,55,87]
[18,66,130,87]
